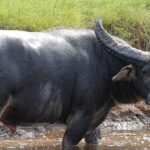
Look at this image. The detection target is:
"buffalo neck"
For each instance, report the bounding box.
[96,43,137,103]
[96,43,127,78]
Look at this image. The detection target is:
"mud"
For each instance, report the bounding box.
[101,101,150,132]
[0,124,149,150]
[0,100,149,149]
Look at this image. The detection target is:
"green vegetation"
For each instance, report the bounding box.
[0,0,150,50]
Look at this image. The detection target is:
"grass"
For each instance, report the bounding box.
[0,0,150,50]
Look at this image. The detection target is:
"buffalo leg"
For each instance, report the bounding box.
[0,97,12,119]
[63,111,93,147]
[84,127,101,144]
[84,113,107,144]
[84,100,112,144]
[0,97,16,133]
[4,124,16,133]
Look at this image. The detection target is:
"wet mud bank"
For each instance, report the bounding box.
[101,101,150,132]
[0,101,149,149]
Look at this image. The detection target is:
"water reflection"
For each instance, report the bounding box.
[0,129,149,149]
[53,145,94,150]
[20,144,113,150]
[21,143,149,150]
[63,144,100,150]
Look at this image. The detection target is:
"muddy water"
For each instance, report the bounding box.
[0,124,149,150]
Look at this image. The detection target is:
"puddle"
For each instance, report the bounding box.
[0,125,149,150]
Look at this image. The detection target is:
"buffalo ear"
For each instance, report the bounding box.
[112,64,136,81]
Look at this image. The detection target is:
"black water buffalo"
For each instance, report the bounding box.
[0,18,149,147]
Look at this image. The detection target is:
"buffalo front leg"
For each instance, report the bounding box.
[84,127,101,144]
[63,110,93,147]
[84,100,112,144]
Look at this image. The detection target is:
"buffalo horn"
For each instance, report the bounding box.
[95,17,150,65]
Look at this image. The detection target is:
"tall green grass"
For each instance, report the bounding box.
[0,0,150,50]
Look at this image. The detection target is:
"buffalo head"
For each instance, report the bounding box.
[95,17,150,105]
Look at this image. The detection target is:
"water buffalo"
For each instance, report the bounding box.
[0,18,149,147]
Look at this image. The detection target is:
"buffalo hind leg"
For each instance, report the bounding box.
[63,110,93,147]
[84,127,101,144]
[0,97,16,133]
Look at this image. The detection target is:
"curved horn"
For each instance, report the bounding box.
[95,17,150,65]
